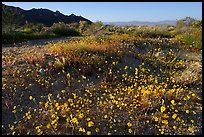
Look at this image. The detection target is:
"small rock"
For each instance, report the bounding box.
[19,59,26,65]
[2,65,6,70]
[39,68,46,76]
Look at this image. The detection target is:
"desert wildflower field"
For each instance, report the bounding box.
[2,19,202,135]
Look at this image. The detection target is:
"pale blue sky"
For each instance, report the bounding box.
[3,2,202,22]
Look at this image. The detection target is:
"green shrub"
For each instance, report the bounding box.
[52,27,80,36]
[174,28,202,49]
[50,22,80,36]
[2,32,27,44]
[2,22,81,44]
[2,31,57,44]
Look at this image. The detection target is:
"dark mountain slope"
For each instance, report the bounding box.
[2,4,92,26]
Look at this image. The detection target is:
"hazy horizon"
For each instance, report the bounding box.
[2,2,202,22]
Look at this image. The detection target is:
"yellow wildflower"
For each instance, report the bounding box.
[88,121,94,127]
[12,110,17,113]
[46,124,51,129]
[87,131,91,135]
[128,129,133,133]
[78,113,84,119]
[154,117,159,122]
[29,96,33,100]
[79,127,86,132]
[45,102,49,108]
[162,120,168,125]
[160,106,166,113]
[10,125,14,130]
[86,117,91,121]
[173,126,177,129]
[72,93,77,99]
[163,113,169,118]
[171,100,175,105]
[188,126,194,132]
[127,122,132,127]
[71,117,79,124]
[95,127,99,132]
[172,114,177,119]
[82,75,86,80]
[186,110,189,114]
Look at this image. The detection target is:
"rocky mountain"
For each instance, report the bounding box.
[2,4,92,26]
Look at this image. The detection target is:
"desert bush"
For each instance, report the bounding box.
[20,23,45,33]
[174,27,202,49]
[2,22,81,44]
[172,17,202,50]
[50,22,80,36]
[79,21,89,33]
[176,17,196,29]
[2,31,56,44]
[83,21,105,35]
[52,27,80,36]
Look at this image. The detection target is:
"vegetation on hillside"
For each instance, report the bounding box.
[2,22,81,44]
[2,15,202,51]
[2,31,202,136]
[2,15,202,135]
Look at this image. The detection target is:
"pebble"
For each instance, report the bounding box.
[39,68,46,76]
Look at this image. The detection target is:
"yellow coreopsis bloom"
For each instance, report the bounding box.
[82,75,86,80]
[162,120,168,125]
[71,117,79,124]
[171,100,175,105]
[95,127,99,132]
[29,96,33,100]
[87,131,91,135]
[79,127,86,132]
[172,114,177,119]
[128,129,133,133]
[78,113,84,119]
[160,106,166,113]
[46,124,51,129]
[173,126,177,129]
[88,121,94,127]
[127,122,132,127]
[154,117,159,122]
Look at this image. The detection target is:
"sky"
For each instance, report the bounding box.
[2,2,202,22]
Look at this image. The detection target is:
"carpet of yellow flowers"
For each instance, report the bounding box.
[2,34,202,135]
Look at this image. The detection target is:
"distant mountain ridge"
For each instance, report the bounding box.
[2,4,92,26]
[104,20,176,26]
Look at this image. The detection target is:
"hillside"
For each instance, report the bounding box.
[2,4,92,26]
[104,20,176,26]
